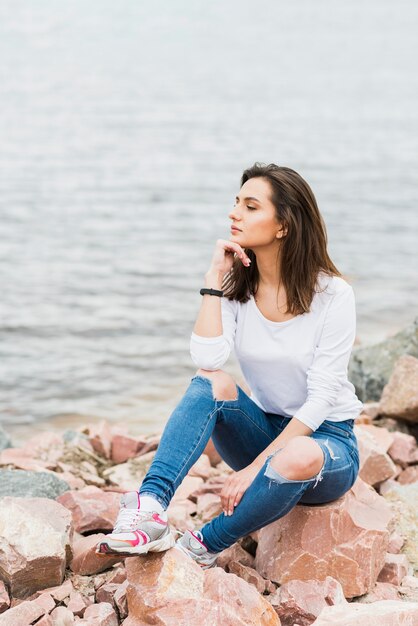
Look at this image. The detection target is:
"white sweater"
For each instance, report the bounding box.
[190,273,363,432]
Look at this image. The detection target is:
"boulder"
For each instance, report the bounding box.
[57,487,120,533]
[311,599,418,625]
[166,499,196,532]
[0,581,9,613]
[0,433,64,472]
[77,601,118,625]
[379,355,418,422]
[348,316,418,402]
[70,534,122,576]
[269,576,347,626]
[227,561,270,594]
[189,454,212,480]
[356,581,400,603]
[355,424,394,452]
[217,543,255,570]
[387,431,418,466]
[196,492,222,522]
[379,481,418,571]
[0,497,72,598]
[377,553,410,585]
[110,434,147,464]
[397,466,418,484]
[355,426,397,486]
[0,469,70,499]
[255,478,393,598]
[0,599,45,625]
[50,605,75,624]
[203,567,280,625]
[102,451,156,491]
[0,427,11,452]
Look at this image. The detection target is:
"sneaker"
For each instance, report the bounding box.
[96,491,175,556]
[174,530,219,569]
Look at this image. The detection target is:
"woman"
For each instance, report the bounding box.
[96,163,362,568]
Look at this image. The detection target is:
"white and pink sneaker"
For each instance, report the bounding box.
[96,491,175,556]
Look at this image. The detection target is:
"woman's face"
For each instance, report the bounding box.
[228,177,283,249]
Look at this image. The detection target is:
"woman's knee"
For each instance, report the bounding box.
[269,436,324,480]
[195,368,238,401]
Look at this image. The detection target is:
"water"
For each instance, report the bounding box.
[0,0,417,438]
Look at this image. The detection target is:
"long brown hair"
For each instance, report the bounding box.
[222,163,342,315]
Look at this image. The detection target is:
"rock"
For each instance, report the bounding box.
[356,581,400,603]
[172,476,204,502]
[36,615,54,625]
[217,543,255,570]
[50,605,75,624]
[203,438,222,467]
[125,549,205,621]
[78,602,118,625]
[204,567,280,625]
[102,451,156,491]
[398,466,418,484]
[380,354,418,422]
[269,576,347,626]
[82,421,113,459]
[96,580,128,618]
[0,581,10,613]
[67,590,89,617]
[166,499,196,532]
[196,493,222,522]
[0,469,70,499]
[0,433,65,472]
[57,487,120,534]
[379,481,418,571]
[387,531,405,553]
[348,316,418,402]
[361,402,381,419]
[312,599,418,625]
[387,431,418,466]
[189,454,212,480]
[355,426,397,486]
[227,561,270,594]
[399,576,418,603]
[110,435,146,464]
[0,426,11,452]
[38,579,74,602]
[114,580,128,620]
[70,534,122,576]
[0,497,72,598]
[377,553,410,585]
[255,478,393,598]
[0,599,45,625]
[33,591,56,613]
[356,424,394,452]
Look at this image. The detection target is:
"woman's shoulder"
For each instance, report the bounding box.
[315,272,354,299]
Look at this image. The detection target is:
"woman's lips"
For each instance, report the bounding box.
[230,226,242,232]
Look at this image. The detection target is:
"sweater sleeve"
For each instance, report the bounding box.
[293,283,357,431]
[189,297,237,370]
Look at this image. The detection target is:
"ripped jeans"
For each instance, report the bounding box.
[139,375,360,553]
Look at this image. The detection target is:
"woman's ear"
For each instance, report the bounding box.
[276,224,288,239]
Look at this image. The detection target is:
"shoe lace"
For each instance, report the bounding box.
[113,508,152,533]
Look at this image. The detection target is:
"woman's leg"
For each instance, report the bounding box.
[139,373,283,508]
[200,423,359,553]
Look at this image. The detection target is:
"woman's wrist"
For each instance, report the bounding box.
[204,270,224,290]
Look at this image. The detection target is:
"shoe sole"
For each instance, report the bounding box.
[96,531,176,557]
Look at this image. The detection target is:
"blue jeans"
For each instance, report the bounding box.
[140,375,360,553]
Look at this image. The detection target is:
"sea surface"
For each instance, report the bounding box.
[0,1,417,439]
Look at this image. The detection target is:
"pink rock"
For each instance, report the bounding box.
[106,565,127,585]
[81,421,113,459]
[50,605,75,624]
[355,426,397,486]
[217,543,255,570]
[166,499,196,531]
[189,477,226,500]
[114,579,128,620]
[387,531,405,554]
[0,581,10,614]
[203,438,222,467]
[397,465,418,484]
[40,579,74,602]
[103,451,156,491]
[387,431,418,467]
[36,615,54,625]
[110,434,147,464]
[189,454,212,480]
[269,576,347,626]
[70,533,123,575]
[204,567,280,625]
[255,478,393,598]
[356,424,394,452]
[79,602,118,625]
[377,553,409,585]
[57,486,120,533]
[312,599,418,625]
[123,598,246,626]
[96,580,128,619]
[67,591,89,617]
[196,492,222,522]
[172,475,204,501]
[355,413,372,425]
[54,472,86,490]
[0,600,45,626]
[227,561,270,594]
[379,355,418,423]
[124,549,205,621]
[0,497,72,598]
[33,592,56,613]
[361,402,381,419]
[359,581,400,602]
[0,433,64,472]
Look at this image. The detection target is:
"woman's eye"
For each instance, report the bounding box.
[247,206,256,210]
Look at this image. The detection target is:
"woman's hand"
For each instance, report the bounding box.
[207,239,251,277]
[221,463,260,516]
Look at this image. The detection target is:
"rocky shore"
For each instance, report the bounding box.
[1,334,418,624]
